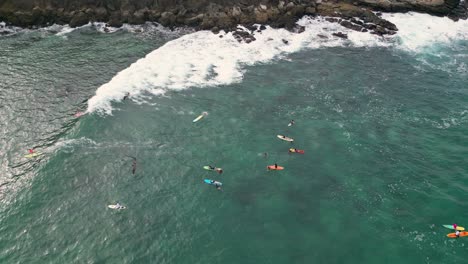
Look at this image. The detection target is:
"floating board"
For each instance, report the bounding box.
[443,225,465,231]
[203,166,214,171]
[193,112,207,123]
[447,231,468,238]
[24,152,42,158]
[289,148,305,154]
[204,179,222,186]
[277,135,294,142]
[74,111,85,117]
[288,123,293,127]
[108,204,126,210]
[267,165,284,170]
[204,166,222,172]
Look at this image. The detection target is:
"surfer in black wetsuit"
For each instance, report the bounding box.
[132,158,137,175]
[127,156,137,174]
[123,92,130,100]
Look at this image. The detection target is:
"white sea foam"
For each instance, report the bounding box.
[86,13,468,114]
[86,17,389,114]
[382,12,468,52]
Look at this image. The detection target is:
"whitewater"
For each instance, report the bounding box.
[85,12,468,114]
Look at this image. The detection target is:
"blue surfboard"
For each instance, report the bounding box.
[204,179,222,185]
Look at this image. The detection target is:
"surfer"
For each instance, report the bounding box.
[132,158,137,175]
[264,152,268,158]
[215,168,223,174]
[28,148,34,154]
[123,92,130,100]
[274,163,278,169]
[456,230,461,238]
[212,181,222,190]
[208,166,215,170]
[288,120,295,126]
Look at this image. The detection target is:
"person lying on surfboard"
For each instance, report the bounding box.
[456,230,461,238]
[211,180,222,190]
[288,120,295,126]
[207,166,223,174]
[267,163,278,170]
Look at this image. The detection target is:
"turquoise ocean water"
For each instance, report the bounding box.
[1,14,468,263]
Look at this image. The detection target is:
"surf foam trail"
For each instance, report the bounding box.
[86,13,468,114]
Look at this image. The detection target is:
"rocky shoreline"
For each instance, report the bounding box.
[0,0,466,40]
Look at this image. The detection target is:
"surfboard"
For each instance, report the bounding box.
[277,135,294,142]
[289,148,305,154]
[447,231,468,238]
[24,152,42,158]
[74,111,85,117]
[443,225,465,231]
[108,204,126,210]
[193,112,207,123]
[203,166,214,171]
[204,179,222,185]
[267,165,284,170]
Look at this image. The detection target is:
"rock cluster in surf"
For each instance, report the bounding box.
[0,0,466,38]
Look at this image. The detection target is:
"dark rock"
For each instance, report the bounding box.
[305,6,317,15]
[159,11,176,27]
[246,24,257,32]
[211,26,220,34]
[332,32,348,39]
[340,20,364,32]
[325,17,339,23]
[129,9,147,24]
[259,24,266,30]
[296,25,305,33]
[94,7,108,21]
[282,39,289,44]
[350,18,364,25]
[185,14,203,26]
[317,34,328,39]
[107,17,123,28]
[70,12,89,27]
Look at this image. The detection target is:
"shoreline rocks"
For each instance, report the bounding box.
[0,0,466,37]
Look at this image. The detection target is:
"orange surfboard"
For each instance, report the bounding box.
[267,165,284,170]
[447,231,468,238]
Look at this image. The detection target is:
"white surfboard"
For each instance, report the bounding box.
[277,135,294,142]
[24,152,42,158]
[192,112,208,123]
[108,204,126,210]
